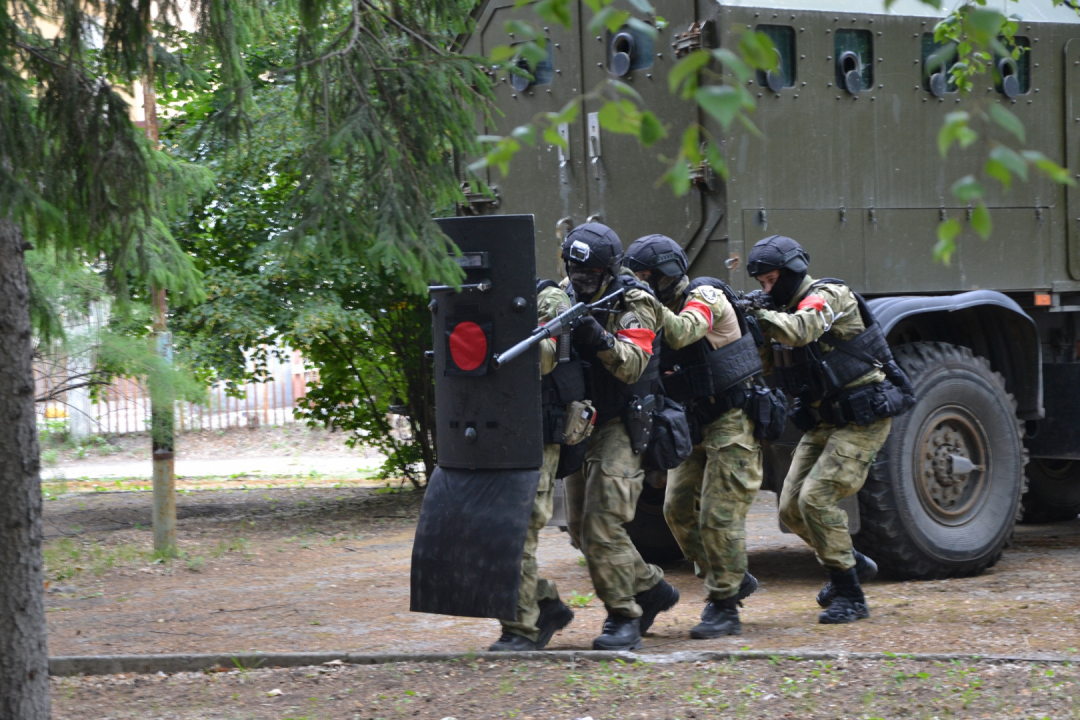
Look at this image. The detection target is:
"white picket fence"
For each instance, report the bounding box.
[38,349,319,436]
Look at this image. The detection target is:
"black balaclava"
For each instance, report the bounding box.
[746,235,810,308]
[624,234,688,305]
[561,223,624,301]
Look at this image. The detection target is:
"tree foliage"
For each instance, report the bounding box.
[165,32,437,485]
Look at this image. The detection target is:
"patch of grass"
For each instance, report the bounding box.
[186,556,206,572]
[44,538,153,581]
[567,591,595,608]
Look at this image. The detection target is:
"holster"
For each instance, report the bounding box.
[624,394,657,455]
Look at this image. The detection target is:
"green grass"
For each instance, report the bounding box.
[44,538,154,581]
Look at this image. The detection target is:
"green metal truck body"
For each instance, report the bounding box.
[460,0,1080,578]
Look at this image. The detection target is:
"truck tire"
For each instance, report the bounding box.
[1020,459,1080,523]
[625,482,685,565]
[854,342,1026,580]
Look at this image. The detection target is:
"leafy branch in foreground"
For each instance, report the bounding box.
[931,1,1077,263]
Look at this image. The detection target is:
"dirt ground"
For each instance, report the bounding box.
[41,486,1080,658]
[50,655,1080,719]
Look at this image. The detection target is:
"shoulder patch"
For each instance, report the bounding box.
[697,285,718,304]
[619,311,643,330]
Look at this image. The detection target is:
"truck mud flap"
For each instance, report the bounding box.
[410,466,540,620]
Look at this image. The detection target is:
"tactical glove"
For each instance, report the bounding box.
[573,315,614,350]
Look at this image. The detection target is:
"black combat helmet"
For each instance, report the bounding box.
[562,222,624,299]
[746,235,810,308]
[624,234,688,304]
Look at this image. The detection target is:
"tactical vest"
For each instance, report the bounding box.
[578,275,664,426]
[772,279,915,429]
[536,279,588,445]
[660,278,764,415]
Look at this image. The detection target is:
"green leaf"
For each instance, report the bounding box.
[543,124,567,150]
[663,157,692,196]
[669,50,711,97]
[597,99,641,135]
[988,104,1026,143]
[504,20,539,40]
[705,139,728,181]
[712,48,752,85]
[966,7,1005,44]
[489,45,518,62]
[609,79,643,102]
[739,31,778,71]
[626,17,658,40]
[988,145,1027,186]
[589,7,631,35]
[534,0,573,29]
[938,111,976,157]
[627,0,654,14]
[639,111,665,146]
[950,174,984,203]
[971,202,992,239]
[546,100,580,126]
[985,158,1012,189]
[1022,151,1077,186]
[511,125,536,146]
[681,125,702,164]
[517,41,547,67]
[695,85,744,131]
[934,218,962,265]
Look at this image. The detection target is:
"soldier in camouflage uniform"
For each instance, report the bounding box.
[489,283,577,651]
[560,223,680,651]
[747,235,913,624]
[625,235,763,638]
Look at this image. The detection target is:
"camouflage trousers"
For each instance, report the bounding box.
[563,419,663,617]
[499,444,562,642]
[664,408,762,600]
[779,417,892,571]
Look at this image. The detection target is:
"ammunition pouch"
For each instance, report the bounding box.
[789,377,910,431]
[772,282,898,406]
[623,394,657,455]
[643,397,693,471]
[541,359,587,445]
[746,386,789,442]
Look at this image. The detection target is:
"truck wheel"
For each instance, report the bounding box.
[855,342,1026,580]
[1020,459,1080,523]
[625,482,685,565]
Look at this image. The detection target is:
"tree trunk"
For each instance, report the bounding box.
[0,220,51,719]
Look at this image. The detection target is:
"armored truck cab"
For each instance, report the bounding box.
[460,0,1080,578]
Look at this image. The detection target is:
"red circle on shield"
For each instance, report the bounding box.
[449,321,487,371]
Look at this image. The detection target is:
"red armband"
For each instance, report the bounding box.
[798,295,826,312]
[615,328,656,354]
[682,300,713,328]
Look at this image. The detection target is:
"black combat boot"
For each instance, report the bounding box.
[817,567,870,625]
[635,579,680,634]
[735,571,759,603]
[592,611,642,651]
[488,631,539,652]
[690,597,742,639]
[816,552,878,608]
[535,597,575,650]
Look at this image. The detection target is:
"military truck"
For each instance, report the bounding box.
[458,0,1080,579]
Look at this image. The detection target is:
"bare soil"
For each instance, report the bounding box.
[41,488,1080,659]
[50,655,1080,719]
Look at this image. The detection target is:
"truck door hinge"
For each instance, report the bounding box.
[672,20,716,58]
[458,182,500,215]
[688,160,719,193]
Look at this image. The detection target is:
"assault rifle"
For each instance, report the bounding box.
[491,288,626,369]
[733,289,775,313]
